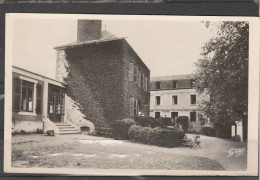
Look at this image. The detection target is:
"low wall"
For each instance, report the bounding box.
[12,112,43,133]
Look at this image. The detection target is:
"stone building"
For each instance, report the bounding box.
[54,20,150,129]
[150,74,212,132]
[12,20,150,134]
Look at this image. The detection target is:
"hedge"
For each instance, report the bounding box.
[160,117,173,126]
[111,118,135,140]
[128,125,185,147]
[131,116,165,128]
[202,126,215,136]
[176,116,189,133]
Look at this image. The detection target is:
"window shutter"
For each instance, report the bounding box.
[134,66,138,83]
[144,77,147,91]
[138,71,141,87]
[141,73,144,89]
[36,84,42,114]
[129,63,134,81]
[13,78,21,112]
[129,97,134,116]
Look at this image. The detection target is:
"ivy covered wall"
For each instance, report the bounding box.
[56,39,150,128]
[122,40,150,117]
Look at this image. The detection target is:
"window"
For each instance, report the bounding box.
[130,97,138,116]
[191,79,195,87]
[172,81,177,89]
[21,80,34,112]
[156,81,161,89]
[144,77,148,91]
[138,71,141,87]
[13,78,21,112]
[141,73,144,88]
[172,95,178,105]
[190,111,196,122]
[133,66,138,83]
[155,112,160,119]
[171,112,178,120]
[190,95,196,105]
[155,96,161,105]
[129,63,134,81]
[13,77,43,115]
[134,99,138,116]
[36,84,42,114]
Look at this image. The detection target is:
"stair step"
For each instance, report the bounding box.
[59,129,78,132]
[59,131,81,135]
[55,124,72,127]
[58,126,75,129]
[53,122,81,135]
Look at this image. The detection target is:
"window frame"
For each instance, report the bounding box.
[171,112,178,120]
[190,94,197,105]
[172,95,178,105]
[17,76,37,116]
[156,81,161,90]
[155,96,161,106]
[133,66,138,83]
[155,112,161,119]
[190,111,197,122]
[172,80,178,89]
[190,79,195,87]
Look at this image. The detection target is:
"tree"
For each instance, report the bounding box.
[194,21,249,139]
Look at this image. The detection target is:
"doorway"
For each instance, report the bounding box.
[48,84,65,122]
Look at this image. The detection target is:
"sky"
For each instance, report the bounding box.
[12,18,213,79]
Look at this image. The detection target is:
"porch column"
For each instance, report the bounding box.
[42,79,49,118]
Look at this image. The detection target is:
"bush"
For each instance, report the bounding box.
[94,127,113,137]
[132,116,165,128]
[176,116,189,133]
[128,125,185,147]
[160,117,173,126]
[202,127,215,136]
[214,125,231,139]
[12,128,44,135]
[111,118,135,140]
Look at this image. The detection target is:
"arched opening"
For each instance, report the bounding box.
[80,126,90,133]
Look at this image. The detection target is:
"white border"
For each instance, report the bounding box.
[4,13,260,176]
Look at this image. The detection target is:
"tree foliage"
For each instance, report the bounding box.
[194,21,249,130]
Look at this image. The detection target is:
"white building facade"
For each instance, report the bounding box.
[150,75,212,132]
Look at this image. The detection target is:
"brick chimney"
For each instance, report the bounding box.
[77,20,102,42]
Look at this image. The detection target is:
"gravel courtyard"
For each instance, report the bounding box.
[11,133,247,170]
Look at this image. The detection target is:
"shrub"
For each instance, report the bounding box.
[160,117,173,126]
[176,116,189,133]
[128,125,185,147]
[214,124,231,139]
[202,127,215,136]
[94,127,113,137]
[111,118,135,140]
[132,116,164,128]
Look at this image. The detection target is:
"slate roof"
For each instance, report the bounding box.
[150,74,194,81]
[54,30,125,50]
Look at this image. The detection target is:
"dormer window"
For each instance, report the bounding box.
[191,79,195,87]
[156,81,161,89]
[172,81,177,89]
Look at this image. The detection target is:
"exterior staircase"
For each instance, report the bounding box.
[54,122,81,135]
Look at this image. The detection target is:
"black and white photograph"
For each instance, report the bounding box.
[4,14,259,176]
